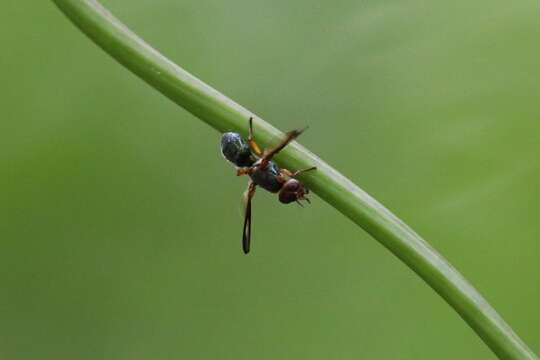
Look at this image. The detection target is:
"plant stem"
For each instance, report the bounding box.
[51,1,538,359]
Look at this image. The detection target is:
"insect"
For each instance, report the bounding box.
[221,117,316,254]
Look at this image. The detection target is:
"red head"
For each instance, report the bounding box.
[278,179,310,205]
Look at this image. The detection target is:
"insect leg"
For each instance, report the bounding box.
[259,127,306,168]
[280,166,317,178]
[280,168,293,177]
[290,166,317,177]
[236,167,256,176]
[247,117,263,157]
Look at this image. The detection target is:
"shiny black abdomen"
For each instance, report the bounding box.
[221,132,256,167]
[249,160,283,193]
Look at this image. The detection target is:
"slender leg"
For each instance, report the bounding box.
[247,117,263,157]
[291,166,317,177]
[280,168,293,177]
[260,127,306,168]
[281,166,317,178]
[237,167,255,176]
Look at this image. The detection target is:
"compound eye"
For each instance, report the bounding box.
[279,189,298,204]
[282,179,300,192]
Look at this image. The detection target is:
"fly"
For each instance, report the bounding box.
[221,117,316,254]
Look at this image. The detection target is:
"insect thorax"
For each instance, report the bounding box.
[249,160,283,193]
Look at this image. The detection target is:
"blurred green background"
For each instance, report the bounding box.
[1,1,539,359]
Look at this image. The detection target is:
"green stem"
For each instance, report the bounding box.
[52,1,537,359]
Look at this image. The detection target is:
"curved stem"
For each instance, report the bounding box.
[51,1,538,359]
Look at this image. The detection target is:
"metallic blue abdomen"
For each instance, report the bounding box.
[221,132,256,167]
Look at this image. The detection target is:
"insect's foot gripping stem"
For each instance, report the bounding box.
[289,127,307,139]
[292,166,317,177]
[280,166,317,179]
[247,117,263,156]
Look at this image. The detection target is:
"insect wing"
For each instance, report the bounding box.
[241,183,256,254]
[242,195,252,254]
